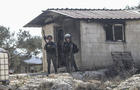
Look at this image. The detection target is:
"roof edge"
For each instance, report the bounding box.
[24,8,140,28]
[46,8,127,11]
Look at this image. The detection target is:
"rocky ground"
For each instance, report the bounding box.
[1,69,140,90]
[114,74,140,90]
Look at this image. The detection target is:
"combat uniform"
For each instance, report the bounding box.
[63,41,78,72]
[45,41,57,74]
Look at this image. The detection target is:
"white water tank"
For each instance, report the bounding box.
[0,48,9,83]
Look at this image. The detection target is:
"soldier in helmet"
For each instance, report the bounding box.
[44,35,57,74]
[63,34,79,72]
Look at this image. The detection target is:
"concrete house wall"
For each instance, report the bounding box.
[80,20,140,70]
[41,19,140,71]
[126,20,140,67]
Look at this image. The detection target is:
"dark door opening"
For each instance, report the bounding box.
[55,29,65,68]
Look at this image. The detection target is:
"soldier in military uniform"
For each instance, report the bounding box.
[63,34,79,72]
[44,35,57,74]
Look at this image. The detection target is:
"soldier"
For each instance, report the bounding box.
[44,35,57,74]
[63,34,79,72]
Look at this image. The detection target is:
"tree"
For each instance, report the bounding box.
[136,4,140,9]
[125,5,135,10]
[15,30,42,73]
[125,3,140,9]
[16,30,42,56]
[0,26,16,48]
[0,26,18,71]
[0,26,42,73]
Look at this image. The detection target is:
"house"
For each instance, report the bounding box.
[24,56,42,73]
[24,9,140,71]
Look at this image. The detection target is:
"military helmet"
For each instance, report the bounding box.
[64,33,71,38]
[47,35,53,39]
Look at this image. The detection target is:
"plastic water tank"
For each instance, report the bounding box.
[0,48,9,85]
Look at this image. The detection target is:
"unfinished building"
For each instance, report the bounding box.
[25,9,140,71]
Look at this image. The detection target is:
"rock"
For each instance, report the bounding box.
[106,87,112,90]
[88,80,101,84]
[71,72,83,80]
[72,69,107,81]
[57,67,67,72]
[0,85,10,90]
[82,70,106,80]
[104,81,112,86]
[114,74,140,90]
[51,83,73,90]
[129,86,139,90]
[73,79,101,90]
[74,80,92,90]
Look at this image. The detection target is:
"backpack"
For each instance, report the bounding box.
[73,43,79,53]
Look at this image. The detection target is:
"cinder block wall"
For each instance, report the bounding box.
[125,20,140,67]
[80,21,126,70]
[80,20,140,70]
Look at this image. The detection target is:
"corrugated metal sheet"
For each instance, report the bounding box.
[24,57,42,64]
[24,9,140,27]
[50,9,140,19]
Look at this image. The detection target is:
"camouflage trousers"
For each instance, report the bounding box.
[47,54,57,74]
[64,54,78,72]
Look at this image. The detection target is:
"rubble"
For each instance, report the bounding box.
[114,74,140,90]
[0,85,9,90]
[3,70,140,90]
[8,70,106,90]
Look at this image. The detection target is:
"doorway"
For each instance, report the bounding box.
[55,29,65,68]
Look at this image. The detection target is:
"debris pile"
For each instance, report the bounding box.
[1,70,140,90]
[114,74,140,90]
[8,70,106,90]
